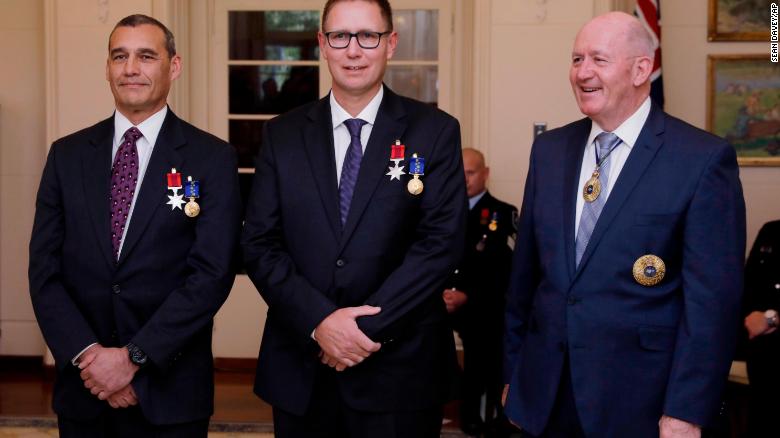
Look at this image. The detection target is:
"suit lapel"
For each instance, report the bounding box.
[563,120,591,280]
[117,110,185,265]
[339,87,407,248]
[573,104,665,278]
[303,96,342,239]
[83,117,116,269]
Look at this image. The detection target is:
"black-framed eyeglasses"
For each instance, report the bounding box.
[323,31,391,49]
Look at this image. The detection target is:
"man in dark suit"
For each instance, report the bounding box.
[742,220,780,437]
[445,148,517,437]
[28,14,241,437]
[241,0,466,436]
[502,12,745,438]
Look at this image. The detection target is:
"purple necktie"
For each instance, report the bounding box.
[339,118,367,226]
[110,127,142,259]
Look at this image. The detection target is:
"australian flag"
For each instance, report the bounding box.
[635,0,664,109]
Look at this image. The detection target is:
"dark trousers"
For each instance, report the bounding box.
[273,366,443,438]
[459,327,505,423]
[746,350,780,438]
[522,357,585,438]
[58,407,208,438]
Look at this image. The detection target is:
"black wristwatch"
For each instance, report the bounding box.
[126,343,148,368]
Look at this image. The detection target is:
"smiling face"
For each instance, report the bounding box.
[569,13,652,131]
[318,0,397,103]
[106,24,181,124]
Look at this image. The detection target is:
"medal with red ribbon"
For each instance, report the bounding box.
[386,140,407,181]
[166,168,185,211]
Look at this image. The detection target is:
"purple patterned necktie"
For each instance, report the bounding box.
[339,118,367,226]
[110,127,142,259]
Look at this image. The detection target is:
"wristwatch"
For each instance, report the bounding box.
[765,309,779,329]
[126,342,148,368]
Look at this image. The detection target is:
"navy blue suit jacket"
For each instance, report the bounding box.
[242,86,467,415]
[29,110,242,424]
[503,104,746,436]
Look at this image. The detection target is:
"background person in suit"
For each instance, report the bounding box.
[28,14,241,437]
[444,148,517,437]
[502,12,745,438]
[742,220,780,437]
[241,0,466,436]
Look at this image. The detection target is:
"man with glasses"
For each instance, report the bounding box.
[242,0,466,437]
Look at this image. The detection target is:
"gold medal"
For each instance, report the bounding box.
[632,254,665,286]
[583,170,602,202]
[407,176,424,195]
[184,200,200,217]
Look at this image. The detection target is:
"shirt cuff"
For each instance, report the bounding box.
[71,342,98,366]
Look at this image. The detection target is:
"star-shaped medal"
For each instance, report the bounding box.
[386,162,406,181]
[167,191,185,210]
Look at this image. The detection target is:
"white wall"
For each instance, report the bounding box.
[0,0,47,355]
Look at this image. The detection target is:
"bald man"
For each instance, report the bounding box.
[444,148,516,437]
[503,12,745,438]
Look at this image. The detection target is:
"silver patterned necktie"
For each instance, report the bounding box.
[575,132,622,267]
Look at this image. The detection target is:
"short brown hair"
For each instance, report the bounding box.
[110,14,176,58]
[321,0,394,32]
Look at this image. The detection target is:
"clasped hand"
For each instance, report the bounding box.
[78,345,139,407]
[315,305,382,371]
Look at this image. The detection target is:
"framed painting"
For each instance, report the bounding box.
[708,0,772,41]
[707,54,780,166]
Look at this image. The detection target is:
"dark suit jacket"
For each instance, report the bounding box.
[242,86,467,415]
[448,191,517,338]
[503,104,746,437]
[743,220,780,386]
[28,109,241,425]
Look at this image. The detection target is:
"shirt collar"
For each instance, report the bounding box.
[330,85,384,130]
[468,190,487,210]
[586,96,651,149]
[113,106,168,147]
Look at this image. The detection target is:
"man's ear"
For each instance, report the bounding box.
[633,55,653,87]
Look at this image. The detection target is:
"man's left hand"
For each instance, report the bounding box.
[320,351,349,372]
[659,415,700,438]
[79,346,139,400]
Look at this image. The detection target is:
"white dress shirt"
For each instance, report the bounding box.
[112,106,167,256]
[574,97,651,239]
[330,86,383,186]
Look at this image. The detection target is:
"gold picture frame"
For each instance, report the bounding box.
[708,0,772,42]
[707,54,780,166]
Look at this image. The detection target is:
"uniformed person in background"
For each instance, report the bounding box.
[742,220,780,437]
[444,148,517,437]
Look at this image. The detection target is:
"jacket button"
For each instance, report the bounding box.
[336,259,345,268]
[567,296,578,305]
[112,284,121,294]
[558,341,567,352]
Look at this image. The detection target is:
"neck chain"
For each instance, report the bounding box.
[582,135,621,203]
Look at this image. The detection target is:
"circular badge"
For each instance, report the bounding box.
[407,178,424,195]
[583,175,601,203]
[632,254,665,286]
[184,200,201,218]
